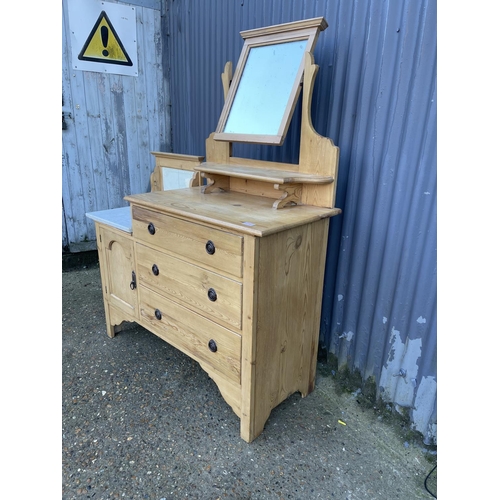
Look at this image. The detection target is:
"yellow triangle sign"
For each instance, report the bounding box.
[78,11,132,66]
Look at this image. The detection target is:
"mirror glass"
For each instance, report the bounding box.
[161,168,195,190]
[222,40,307,136]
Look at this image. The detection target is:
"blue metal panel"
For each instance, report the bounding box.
[325,0,437,445]
[165,0,437,445]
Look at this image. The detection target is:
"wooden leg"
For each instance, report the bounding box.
[240,409,270,443]
[106,322,125,338]
[104,303,130,338]
[102,301,116,338]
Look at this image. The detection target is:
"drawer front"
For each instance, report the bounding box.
[132,206,243,278]
[139,286,241,384]
[136,243,242,330]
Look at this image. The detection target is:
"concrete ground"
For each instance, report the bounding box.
[62,261,437,500]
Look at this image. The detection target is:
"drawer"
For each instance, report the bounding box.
[138,285,241,384]
[136,243,242,330]
[132,206,243,278]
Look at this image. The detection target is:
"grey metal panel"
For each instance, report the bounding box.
[165,0,437,445]
[125,0,161,9]
[326,0,437,445]
[62,0,169,249]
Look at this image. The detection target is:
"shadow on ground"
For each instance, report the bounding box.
[62,263,437,500]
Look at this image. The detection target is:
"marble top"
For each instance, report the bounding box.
[85,206,132,233]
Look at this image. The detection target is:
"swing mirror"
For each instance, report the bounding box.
[213,17,327,146]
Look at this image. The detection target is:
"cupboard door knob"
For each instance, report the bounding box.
[208,339,217,352]
[130,271,137,290]
[152,264,159,276]
[148,223,156,235]
[154,309,162,320]
[207,288,217,302]
[205,240,215,255]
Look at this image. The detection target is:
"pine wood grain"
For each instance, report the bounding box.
[136,243,243,330]
[195,163,333,185]
[125,189,340,238]
[249,218,329,439]
[131,204,243,277]
[95,223,139,338]
[139,286,242,384]
[298,52,340,208]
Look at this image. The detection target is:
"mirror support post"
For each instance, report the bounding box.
[221,61,233,101]
[298,52,340,209]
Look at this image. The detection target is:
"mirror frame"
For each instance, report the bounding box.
[213,17,327,146]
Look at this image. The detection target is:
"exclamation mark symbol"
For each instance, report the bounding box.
[101,25,109,57]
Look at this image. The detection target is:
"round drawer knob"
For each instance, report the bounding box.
[152,264,159,276]
[154,309,162,320]
[207,288,217,302]
[205,240,215,255]
[148,223,156,235]
[208,339,217,352]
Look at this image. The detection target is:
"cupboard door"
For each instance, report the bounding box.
[99,226,138,319]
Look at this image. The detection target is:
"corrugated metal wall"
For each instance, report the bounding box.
[165,0,437,445]
[62,0,168,251]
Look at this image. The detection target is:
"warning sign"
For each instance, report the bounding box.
[68,0,137,77]
[78,11,132,66]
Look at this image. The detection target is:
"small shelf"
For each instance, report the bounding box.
[194,162,333,185]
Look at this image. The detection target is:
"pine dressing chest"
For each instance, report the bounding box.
[87,17,341,442]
